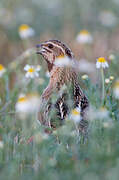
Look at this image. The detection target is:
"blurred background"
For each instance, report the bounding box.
[1,2,119,179]
[1,0,119,65]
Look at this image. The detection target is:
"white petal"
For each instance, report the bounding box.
[34,72,39,77]
[25,72,30,78]
[96,62,101,68]
[36,67,41,71]
[29,65,35,70]
[76,34,93,44]
[30,73,35,78]
[19,28,35,39]
[102,63,106,68]
[24,64,30,71]
[28,28,35,37]
[105,62,109,68]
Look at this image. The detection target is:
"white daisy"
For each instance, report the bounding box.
[24,64,41,78]
[76,30,93,44]
[113,80,119,99]
[54,55,72,67]
[96,57,109,69]
[18,24,35,39]
[15,93,40,114]
[70,107,82,123]
[0,64,6,77]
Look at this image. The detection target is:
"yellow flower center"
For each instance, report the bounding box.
[72,109,80,116]
[18,97,27,103]
[97,57,106,63]
[19,24,30,32]
[0,64,4,71]
[79,30,90,35]
[28,68,35,73]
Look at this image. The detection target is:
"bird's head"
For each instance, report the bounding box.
[36,39,73,71]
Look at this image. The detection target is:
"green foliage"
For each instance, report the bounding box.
[0,50,119,180]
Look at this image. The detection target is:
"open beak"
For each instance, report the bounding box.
[36,43,45,55]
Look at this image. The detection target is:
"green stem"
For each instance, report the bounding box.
[4,73,10,102]
[101,67,105,105]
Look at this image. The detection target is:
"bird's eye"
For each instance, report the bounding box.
[48,44,53,49]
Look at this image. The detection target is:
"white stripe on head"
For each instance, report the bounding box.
[45,42,66,55]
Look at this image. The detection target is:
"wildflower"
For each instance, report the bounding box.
[18,24,35,39]
[0,141,4,149]
[110,76,114,81]
[24,64,41,78]
[15,93,40,114]
[113,80,119,99]
[96,57,109,103]
[70,107,82,123]
[0,64,6,77]
[76,30,93,44]
[54,55,71,67]
[108,54,115,61]
[99,11,117,27]
[88,105,109,121]
[105,78,110,84]
[81,74,89,80]
[96,57,109,69]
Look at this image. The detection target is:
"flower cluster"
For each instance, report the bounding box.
[105,76,114,84]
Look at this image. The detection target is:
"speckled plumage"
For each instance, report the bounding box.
[36,40,89,130]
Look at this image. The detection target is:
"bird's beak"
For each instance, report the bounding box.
[36,43,45,55]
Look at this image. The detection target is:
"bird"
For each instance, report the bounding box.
[36,39,89,133]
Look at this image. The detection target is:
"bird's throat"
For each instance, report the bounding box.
[47,61,54,72]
